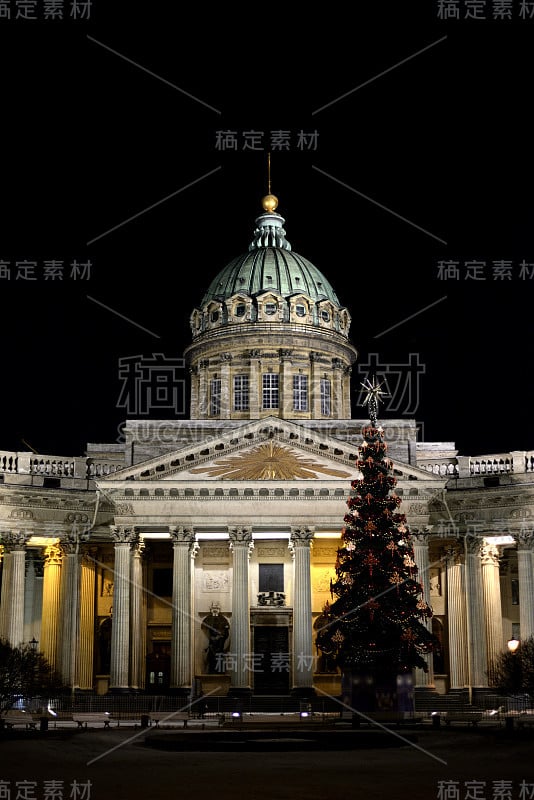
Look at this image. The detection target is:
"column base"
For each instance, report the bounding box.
[290,686,317,700]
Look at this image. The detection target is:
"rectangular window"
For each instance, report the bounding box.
[234,374,249,411]
[259,564,284,592]
[210,378,221,416]
[262,373,279,409]
[293,374,308,411]
[511,579,519,605]
[320,378,331,416]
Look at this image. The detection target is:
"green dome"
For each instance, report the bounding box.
[201,246,341,307]
[200,209,342,308]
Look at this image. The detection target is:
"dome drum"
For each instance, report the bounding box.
[190,291,352,338]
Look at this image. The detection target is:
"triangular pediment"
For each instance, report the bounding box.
[96,417,445,485]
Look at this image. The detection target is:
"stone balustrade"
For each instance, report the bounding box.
[0,450,123,480]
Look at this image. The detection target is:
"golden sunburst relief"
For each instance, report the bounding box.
[189,442,352,480]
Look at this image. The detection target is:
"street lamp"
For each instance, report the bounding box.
[29,637,38,652]
[507,636,520,654]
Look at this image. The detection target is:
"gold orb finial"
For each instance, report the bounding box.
[262,193,278,213]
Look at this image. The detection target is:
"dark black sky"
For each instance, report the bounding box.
[1,1,532,459]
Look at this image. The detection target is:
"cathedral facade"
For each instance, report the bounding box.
[1,194,533,699]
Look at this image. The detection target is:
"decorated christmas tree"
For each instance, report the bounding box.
[315,378,436,711]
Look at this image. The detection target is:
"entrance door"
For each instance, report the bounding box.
[253,627,290,695]
[146,642,171,693]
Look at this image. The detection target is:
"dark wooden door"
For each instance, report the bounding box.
[253,627,290,695]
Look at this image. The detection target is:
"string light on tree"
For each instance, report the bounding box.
[315,375,438,700]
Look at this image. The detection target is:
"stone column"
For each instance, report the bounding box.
[170,526,196,695]
[342,366,352,418]
[109,526,134,692]
[249,352,260,418]
[481,540,504,674]
[3,533,27,647]
[412,530,434,689]
[309,354,322,418]
[59,538,81,687]
[515,530,534,640]
[129,534,145,691]
[76,547,97,691]
[0,543,12,641]
[198,360,208,418]
[220,354,232,418]
[445,546,468,689]
[40,541,63,670]
[332,361,344,419]
[290,527,315,697]
[228,527,253,695]
[23,551,35,645]
[464,535,488,688]
[279,350,293,417]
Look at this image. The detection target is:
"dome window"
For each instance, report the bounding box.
[211,311,219,323]
[235,304,246,317]
[295,304,306,317]
[265,302,277,316]
[321,310,330,322]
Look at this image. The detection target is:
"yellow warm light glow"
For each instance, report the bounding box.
[28,536,60,547]
[314,532,342,539]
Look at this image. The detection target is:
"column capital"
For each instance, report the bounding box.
[169,526,195,545]
[481,541,501,566]
[110,525,136,544]
[1,531,28,551]
[464,534,483,556]
[290,527,315,546]
[515,529,534,551]
[228,527,252,545]
[130,536,146,557]
[444,545,464,566]
[43,541,63,566]
[411,528,432,545]
[80,545,98,566]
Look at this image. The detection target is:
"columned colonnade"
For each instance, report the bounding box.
[1,527,533,694]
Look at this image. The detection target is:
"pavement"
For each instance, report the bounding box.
[1,721,534,800]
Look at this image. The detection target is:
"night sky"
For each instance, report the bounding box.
[1,1,532,459]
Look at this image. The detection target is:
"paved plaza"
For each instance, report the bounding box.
[1,725,534,800]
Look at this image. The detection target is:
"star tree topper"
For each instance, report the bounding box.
[360,376,387,426]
